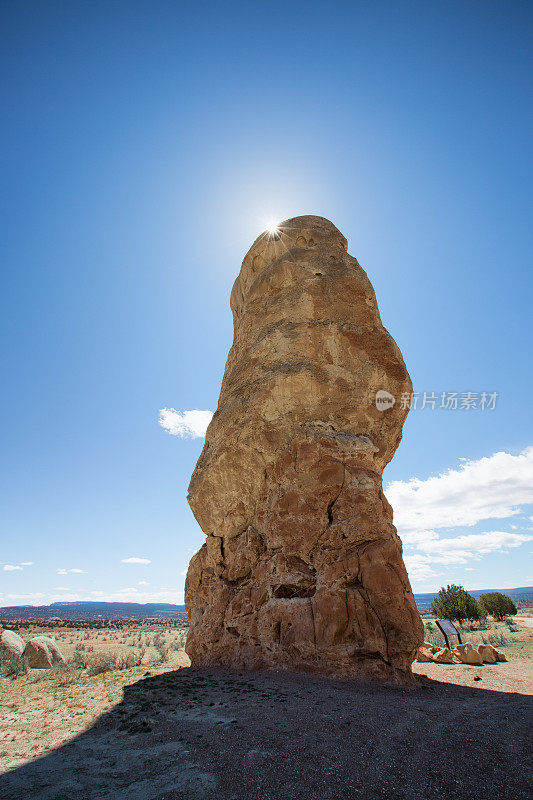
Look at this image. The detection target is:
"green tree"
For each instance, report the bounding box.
[430,584,480,622]
[478,592,517,620]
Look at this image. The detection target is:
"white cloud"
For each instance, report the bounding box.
[5,592,46,601]
[2,586,185,606]
[83,588,185,604]
[20,562,34,566]
[122,557,151,565]
[3,564,23,571]
[387,447,533,537]
[56,568,87,574]
[138,580,149,586]
[403,553,439,582]
[388,447,533,588]
[402,529,533,569]
[420,530,533,562]
[158,408,213,439]
[48,592,84,603]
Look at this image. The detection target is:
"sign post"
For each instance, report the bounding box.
[435,619,462,650]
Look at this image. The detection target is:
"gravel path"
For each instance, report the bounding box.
[2,663,531,800]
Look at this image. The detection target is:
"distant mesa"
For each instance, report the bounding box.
[1,589,530,622]
[0,601,187,621]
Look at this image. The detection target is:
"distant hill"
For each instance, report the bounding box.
[0,601,187,621]
[1,588,531,620]
[414,586,533,611]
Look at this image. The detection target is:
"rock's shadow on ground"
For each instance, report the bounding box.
[3,667,531,800]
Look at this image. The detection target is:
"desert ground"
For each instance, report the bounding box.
[1,617,531,799]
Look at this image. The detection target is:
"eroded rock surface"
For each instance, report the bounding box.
[0,629,25,658]
[185,215,422,683]
[24,636,66,669]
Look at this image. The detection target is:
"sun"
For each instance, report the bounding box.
[265,219,280,235]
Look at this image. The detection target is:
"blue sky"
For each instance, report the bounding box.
[1,0,532,606]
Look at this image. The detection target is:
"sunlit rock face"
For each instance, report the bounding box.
[185,215,422,684]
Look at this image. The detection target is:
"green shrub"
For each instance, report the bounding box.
[478,592,517,621]
[430,584,480,622]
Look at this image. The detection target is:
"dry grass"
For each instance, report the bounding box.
[9,622,188,670]
[422,617,533,659]
[1,621,189,687]
[0,622,191,770]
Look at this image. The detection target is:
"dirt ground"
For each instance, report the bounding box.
[1,620,531,799]
[1,658,531,800]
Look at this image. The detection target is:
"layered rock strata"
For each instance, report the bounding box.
[185,215,422,683]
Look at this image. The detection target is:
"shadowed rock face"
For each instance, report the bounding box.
[185,215,423,683]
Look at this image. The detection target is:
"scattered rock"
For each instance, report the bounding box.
[0,629,25,658]
[453,643,484,666]
[185,215,423,683]
[23,636,67,668]
[477,644,506,663]
[416,647,436,663]
[477,644,497,664]
[416,644,454,664]
[495,650,507,662]
[432,647,454,664]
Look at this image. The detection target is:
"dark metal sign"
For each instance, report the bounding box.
[435,619,462,649]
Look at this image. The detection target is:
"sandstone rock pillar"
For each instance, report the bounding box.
[185,215,423,683]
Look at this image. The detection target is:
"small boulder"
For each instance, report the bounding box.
[477,644,500,664]
[453,642,483,666]
[24,636,66,669]
[495,649,507,662]
[432,647,454,664]
[0,629,25,657]
[416,646,437,663]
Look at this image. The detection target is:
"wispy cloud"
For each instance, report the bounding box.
[86,587,184,604]
[387,447,533,585]
[419,530,533,562]
[403,531,532,582]
[403,553,439,582]
[5,592,46,602]
[387,447,533,538]
[56,568,87,574]
[2,586,185,606]
[3,561,33,571]
[158,408,213,439]
[121,557,151,565]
